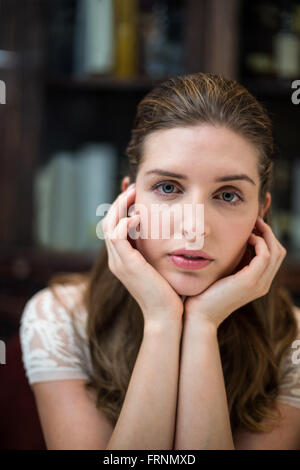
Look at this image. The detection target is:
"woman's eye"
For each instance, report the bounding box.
[216,191,243,205]
[152,181,180,196]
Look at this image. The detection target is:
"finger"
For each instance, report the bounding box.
[106,236,122,265]
[255,218,287,283]
[104,199,139,271]
[240,232,271,279]
[105,186,136,235]
[112,213,139,240]
[111,215,141,263]
[247,233,284,295]
[103,226,121,264]
[255,217,287,268]
[106,187,134,234]
[255,217,283,254]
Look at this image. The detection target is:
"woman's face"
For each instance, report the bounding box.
[128,125,271,296]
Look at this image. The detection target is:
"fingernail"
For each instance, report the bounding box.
[128,205,136,216]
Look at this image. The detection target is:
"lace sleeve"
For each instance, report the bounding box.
[19,285,92,387]
[277,308,300,409]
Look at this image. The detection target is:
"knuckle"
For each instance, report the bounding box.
[257,282,268,296]
[265,285,271,295]
[108,258,123,274]
[276,239,286,252]
[108,260,115,273]
[275,245,285,260]
[263,284,269,295]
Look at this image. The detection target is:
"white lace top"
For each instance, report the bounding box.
[19,283,300,409]
[19,282,93,384]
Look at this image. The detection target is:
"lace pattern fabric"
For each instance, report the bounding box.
[276,310,300,408]
[19,283,93,386]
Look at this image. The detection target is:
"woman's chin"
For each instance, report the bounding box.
[163,272,211,297]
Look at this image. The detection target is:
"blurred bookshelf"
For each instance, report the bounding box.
[0,0,299,336]
[46,74,167,91]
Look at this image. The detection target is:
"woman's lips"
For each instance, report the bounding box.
[168,254,213,270]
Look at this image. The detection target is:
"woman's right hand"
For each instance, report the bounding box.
[101,183,184,328]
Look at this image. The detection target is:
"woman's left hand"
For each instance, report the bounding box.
[184,216,287,329]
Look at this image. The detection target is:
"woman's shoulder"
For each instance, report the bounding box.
[20,282,88,332]
[293,304,300,317]
[281,303,300,359]
[276,303,300,409]
[19,281,92,386]
[292,304,300,337]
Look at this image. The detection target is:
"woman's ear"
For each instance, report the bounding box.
[121,176,131,193]
[252,192,272,236]
[259,192,272,219]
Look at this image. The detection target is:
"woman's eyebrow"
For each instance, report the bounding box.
[215,174,256,186]
[144,169,256,186]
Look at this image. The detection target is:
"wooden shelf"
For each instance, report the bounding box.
[46,74,171,92]
[0,246,97,284]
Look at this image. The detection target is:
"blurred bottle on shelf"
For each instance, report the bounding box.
[140,0,184,78]
[141,0,168,78]
[113,0,139,78]
[73,0,115,78]
[273,5,300,79]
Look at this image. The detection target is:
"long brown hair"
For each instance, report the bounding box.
[48,72,298,435]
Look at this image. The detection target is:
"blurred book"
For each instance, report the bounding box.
[34,162,53,248]
[73,143,118,251]
[34,151,75,251]
[290,158,300,251]
[73,0,115,77]
[140,0,184,78]
[34,143,118,252]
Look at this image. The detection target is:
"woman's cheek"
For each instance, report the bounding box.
[221,243,249,277]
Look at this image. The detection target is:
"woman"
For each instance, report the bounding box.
[20,72,300,450]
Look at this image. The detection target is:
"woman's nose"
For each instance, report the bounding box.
[181,202,206,242]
